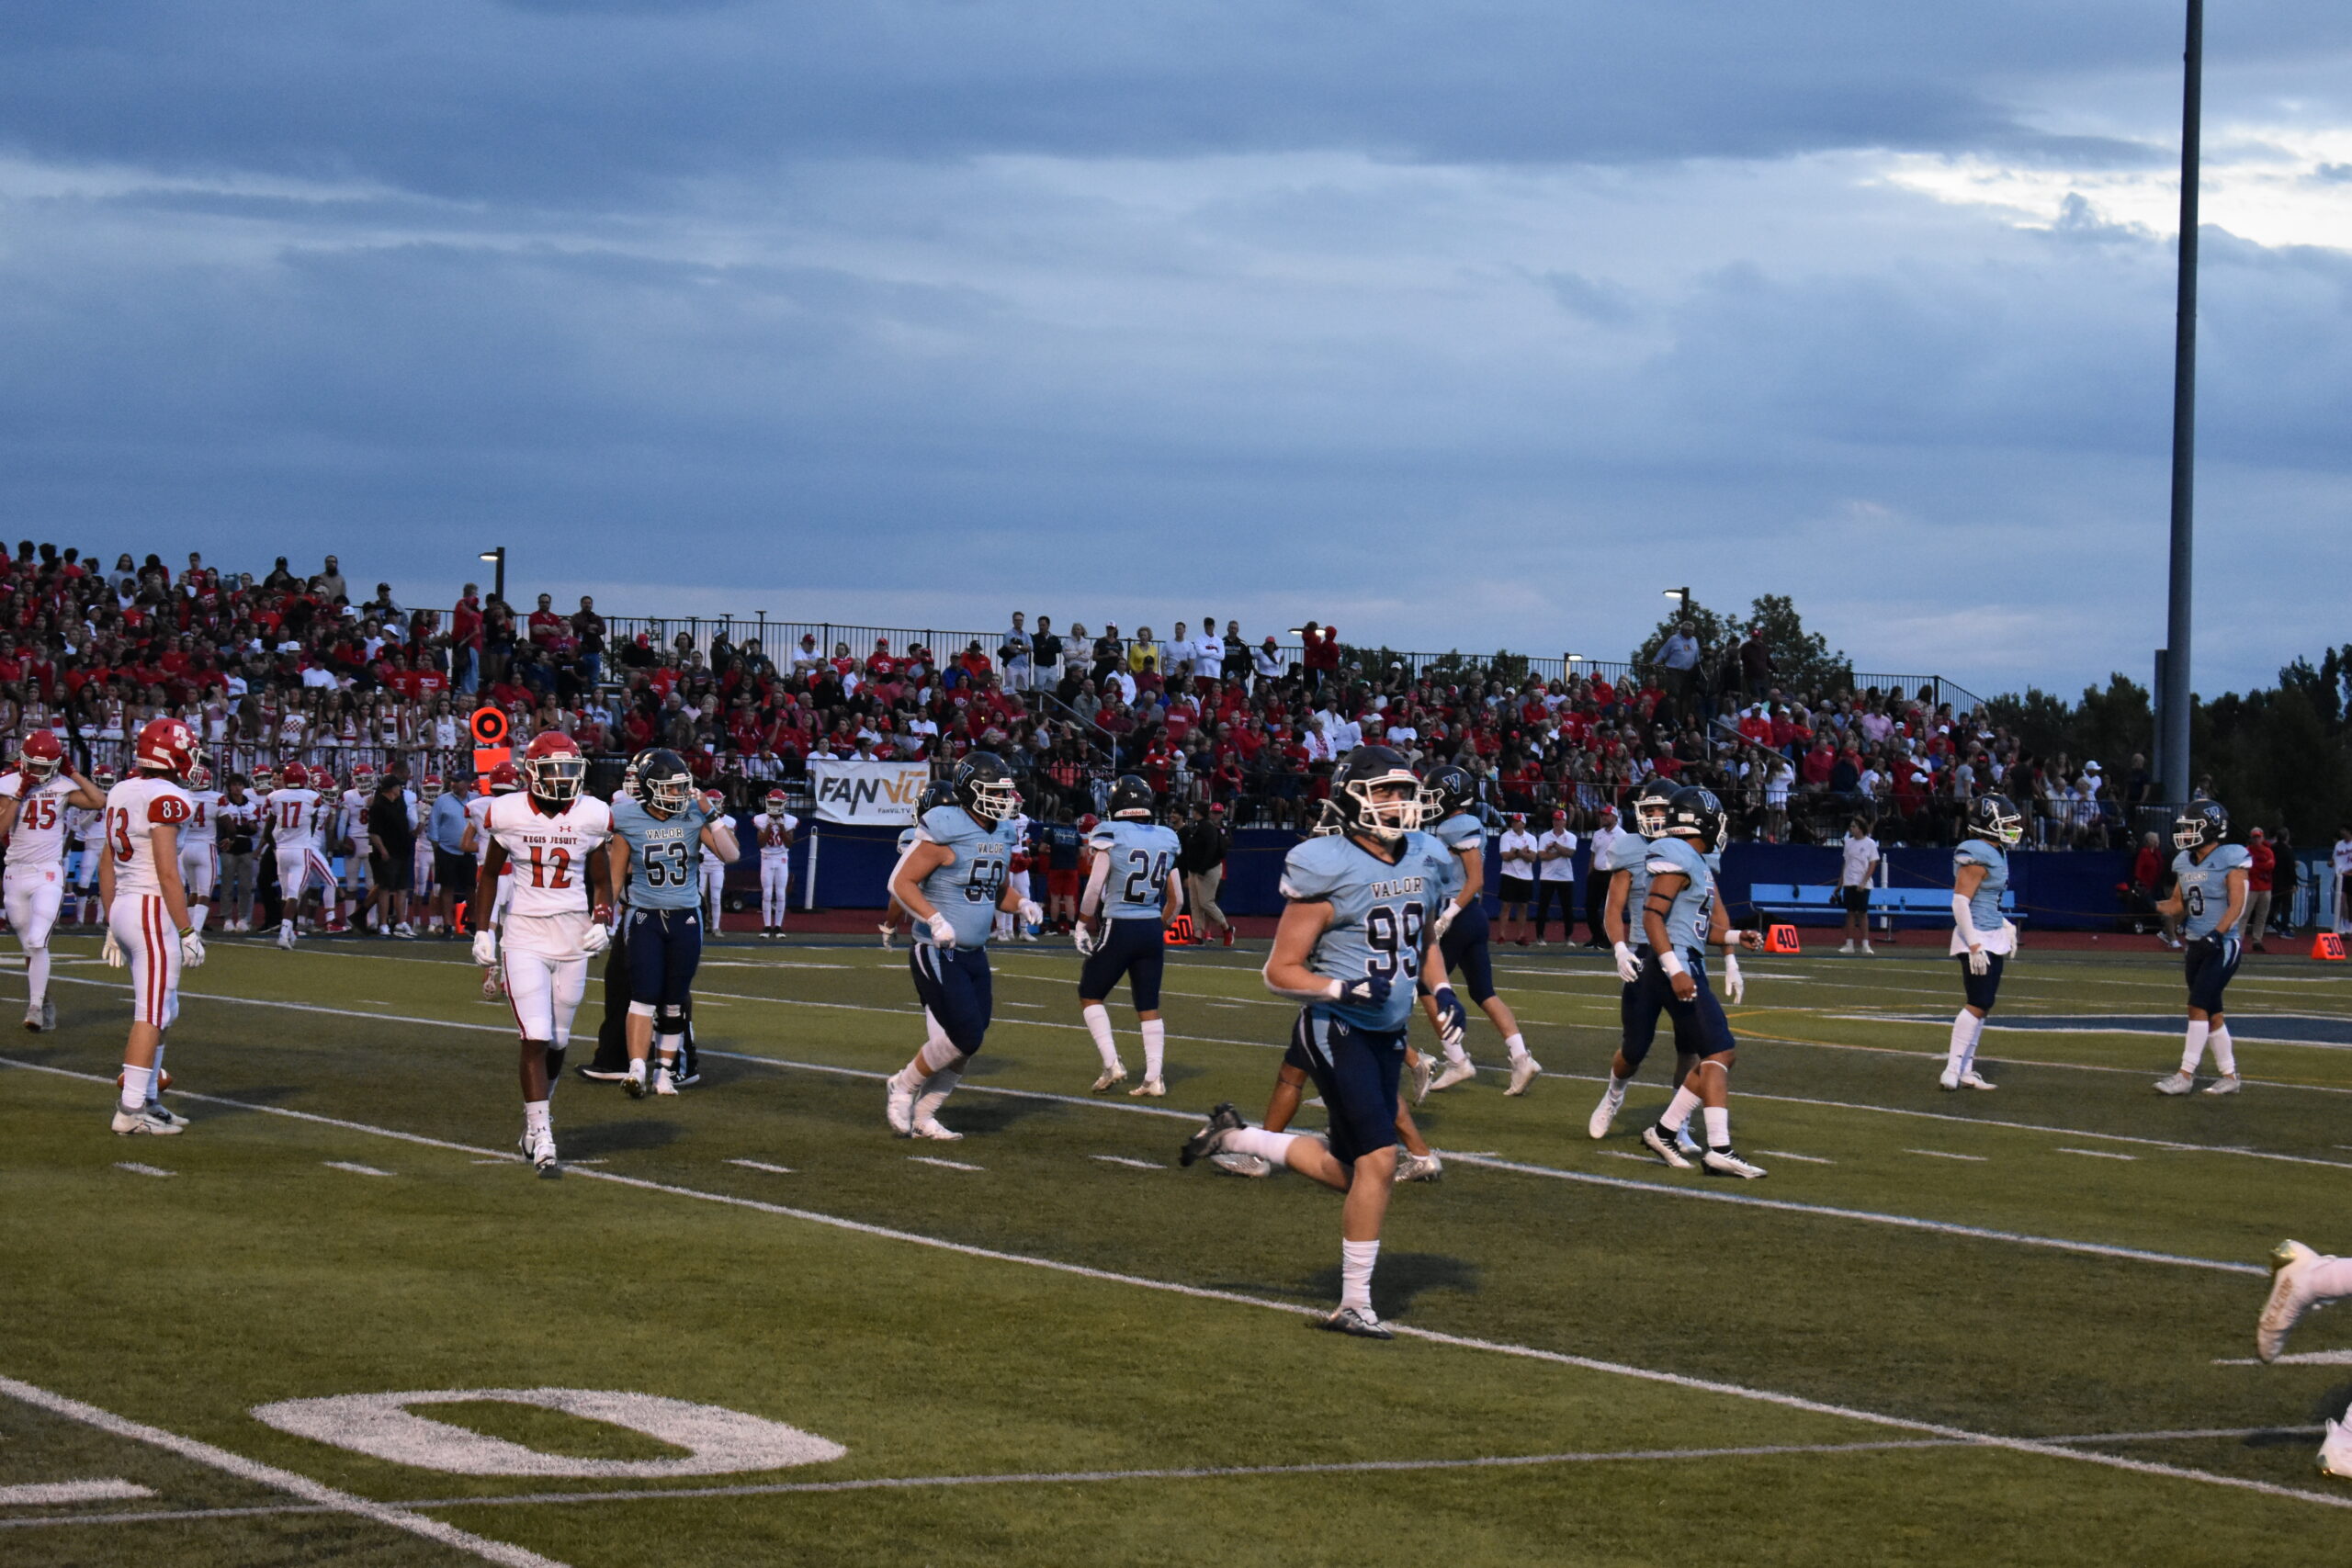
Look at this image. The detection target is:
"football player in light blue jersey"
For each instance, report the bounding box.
[1588,779,1705,1145]
[1180,746,1464,1339]
[605,748,738,1098]
[2154,798,2251,1096]
[1941,794,2022,1092]
[882,754,1041,1140]
[1075,775,1183,1097]
[1410,764,1539,1099]
[878,781,953,951]
[1631,788,1768,1179]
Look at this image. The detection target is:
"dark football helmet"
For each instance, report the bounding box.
[1107,774,1155,821]
[637,748,695,816]
[1422,762,1475,822]
[1966,793,2025,848]
[1661,786,1725,851]
[1329,745,1425,846]
[952,751,1022,824]
[1631,776,1678,839]
[2174,797,2229,852]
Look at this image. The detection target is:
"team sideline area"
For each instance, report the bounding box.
[6,932,2351,1566]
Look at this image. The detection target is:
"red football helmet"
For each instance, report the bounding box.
[523,731,584,804]
[250,763,277,794]
[18,730,62,784]
[134,716,198,779]
[279,761,309,790]
[419,773,444,802]
[487,761,522,795]
[763,788,788,813]
[187,763,213,791]
[352,761,377,793]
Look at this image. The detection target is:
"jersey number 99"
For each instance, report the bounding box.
[1364,901,1425,980]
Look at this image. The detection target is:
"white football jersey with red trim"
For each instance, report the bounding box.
[265,787,326,848]
[483,793,612,918]
[2,773,83,870]
[105,776,194,897]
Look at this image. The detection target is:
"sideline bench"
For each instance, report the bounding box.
[1747,884,2027,930]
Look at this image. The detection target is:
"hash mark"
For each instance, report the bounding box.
[113,1163,173,1178]
[0,1478,156,1506]
[1091,1155,1161,1170]
[322,1161,393,1177]
[1905,1149,1986,1162]
[2055,1147,2136,1161]
[729,1158,796,1175]
[1756,1149,1834,1164]
[910,1156,983,1171]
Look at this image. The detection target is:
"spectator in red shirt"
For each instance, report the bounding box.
[451,584,482,694]
[526,592,565,648]
[2246,828,2277,952]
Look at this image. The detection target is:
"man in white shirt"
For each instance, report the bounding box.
[1190,625,1226,694]
[2333,827,2352,936]
[1329,709,1364,753]
[1583,806,1621,950]
[1838,818,1881,954]
[1533,809,1578,947]
[1496,813,1539,946]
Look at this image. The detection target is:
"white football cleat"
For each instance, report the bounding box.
[1675,1124,1702,1157]
[110,1104,182,1136]
[39,998,54,1032]
[1639,1124,1691,1169]
[1588,1086,1625,1139]
[392,921,415,939]
[144,1101,189,1129]
[652,1068,678,1097]
[624,1066,648,1100]
[1320,1305,1393,1340]
[21,1001,40,1033]
[1505,1055,1541,1097]
[526,1131,560,1179]
[910,1118,963,1142]
[2154,1071,2196,1096]
[1939,1068,1961,1091]
[1429,1060,1477,1093]
[885,1078,916,1135]
[1208,1151,1273,1178]
[1091,1067,1129,1094]
[1408,1053,1434,1105]
[277,923,297,950]
[2257,1241,2327,1362]
[1394,1149,1443,1183]
[1702,1147,1768,1179]
[2203,1074,2242,1096]
[877,923,895,950]
[1958,1071,1996,1090]
[1128,1077,1166,1099]
[2320,1416,2352,1479]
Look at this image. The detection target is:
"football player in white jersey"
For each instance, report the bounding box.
[752,788,797,938]
[71,767,114,925]
[264,762,334,949]
[101,716,208,1135]
[178,762,222,934]
[411,773,441,931]
[471,732,614,1178]
[0,731,107,1031]
[698,788,729,935]
[462,761,522,998]
[338,762,376,932]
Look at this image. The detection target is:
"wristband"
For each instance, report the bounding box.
[1658,951,1687,977]
[177,926,194,938]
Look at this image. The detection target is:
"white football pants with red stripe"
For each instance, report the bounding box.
[109,894,182,1029]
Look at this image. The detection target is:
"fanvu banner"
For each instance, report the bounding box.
[807,758,933,825]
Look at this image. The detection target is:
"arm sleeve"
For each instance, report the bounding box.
[1080,853,1112,918]
[1951,891,1980,942]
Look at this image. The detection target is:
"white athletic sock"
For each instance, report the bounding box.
[524,1100,551,1138]
[26,946,50,1005]
[916,1037,964,1077]
[1702,1105,1731,1149]
[914,1068,961,1123]
[1945,1010,1976,1073]
[119,1064,152,1113]
[1340,1239,1379,1314]
[1082,1004,1120,1071]
[657,1032,683,1068]
[2210,1026,2236,1076]
[888,1063,927,1094]
[147,1043,166,1103]
[1440,1026,1469,1066]
[627,1058,647,1084]
[190,906,209,933]
[1503,1032,1529,1063]
[2307,1256,2352,1301]
[1227,1127,1299,1165]
[1607,1071,1631,1096]
[1140,1019,1166,1081]
[2180,1020,2210,1076]
[1658,1086,1702,1133]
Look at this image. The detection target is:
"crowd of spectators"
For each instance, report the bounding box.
[0,539,2169,851]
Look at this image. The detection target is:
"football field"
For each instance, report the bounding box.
[6,931,2352,1566]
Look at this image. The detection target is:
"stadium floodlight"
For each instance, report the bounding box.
[1565,653,1586,663]
[478,547,506,604]
[1662,587,1690,614]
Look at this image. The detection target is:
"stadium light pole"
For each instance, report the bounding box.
[1662,587,1690,615]
[2160,0,2202,807]
[478,547,506,606]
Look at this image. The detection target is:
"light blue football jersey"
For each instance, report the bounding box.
[915,805,1021,948]
[1279,829,1460,1032]
[1430,811,1484,859]
[2174,842,2252,939]
[1954,839,2009,935]
[612,795,710,911]
[1642,835,1716,954]
[1608,829,1656,938]
[1088,819,1181,920]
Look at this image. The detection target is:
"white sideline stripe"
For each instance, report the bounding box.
[1755,1150,1834,1165]
[910,1156,982,1171]
[1905,1149,1988,1163]
[1441,1152,2266,1277]
[1091,1155,1163,1170]
[2056,1148,2138,1162]
[0,1375,568,1568]
[0,1062,2330,1514]
[727,1159,796,1175]
[2213,1350,2352,1366]
[112,1163,173,1178]
[323,1161,393,1177]
[0,1479,153,1506]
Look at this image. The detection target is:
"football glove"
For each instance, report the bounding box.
[1612,941,1641,984]
[1433,984,1467,1052]
[1723,952,1744,1005]
[472,929,499,967]
[1966,946,1990,976]
[1018,898,1044,929]
[1073,924,1099,956]
[1333,974,1392,1009]
[178,930,206,968]
[582,921,610,955]
[926,911,958,949]
[1432,902,1459,941]
[102,929,125,968]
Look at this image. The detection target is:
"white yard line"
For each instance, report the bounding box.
[112,1163,173,1178]
[0,1376,567,1568]
[727,1159,796,1176]
[322,1161,393,1177]
[0,1479,153,1506]
[909,1156,982,1171]
[0,1060,2331,1517]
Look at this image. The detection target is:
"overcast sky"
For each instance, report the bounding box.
[4,0,2348,696]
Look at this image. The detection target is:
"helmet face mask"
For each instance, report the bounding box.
[638,749,695,816]
[954,752,1022,824]
[1632,779,1677,838]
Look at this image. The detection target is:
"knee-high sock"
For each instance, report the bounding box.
[656,1032,683,1067]
[1081,1004,1120,1071]
[119,1064,152,1113]
[1946,1010,1984,1074]
[1340,1239,1379,1314]
[1658,1085,1702,1133]
[1227,1127,1298,1165]
[26,947,51,1005]
[189,905,209,933]
[914,1068,961,1123]
[2179,1020,2211,1075]
[2209,1025,2236,1076]
[1702,1104,1730,1149]
[1440,1020,1470,1066]
[2308,1256,2352,1302]
[144,1043,167,1104]
[1140,1018,1166,1080]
